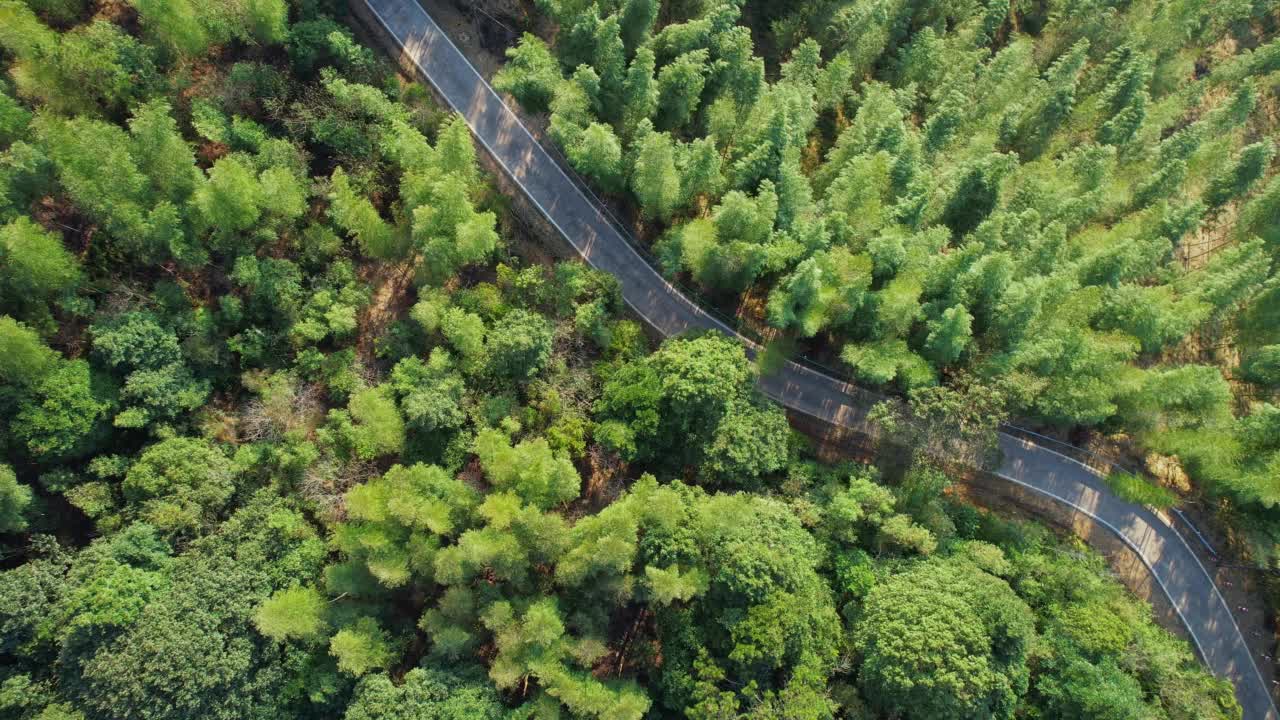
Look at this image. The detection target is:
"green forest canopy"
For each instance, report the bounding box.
[0,0,1263,719]
[496,0,1280,562]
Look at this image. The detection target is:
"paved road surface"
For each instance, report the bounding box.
[356,1,1276,716]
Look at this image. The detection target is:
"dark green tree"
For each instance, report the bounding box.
[122,437,236,537]
[344,667,507,720]
[1205,140,1275,209]
[854,555,1035,720]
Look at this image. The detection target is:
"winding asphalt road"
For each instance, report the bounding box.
[356,1,1276,716]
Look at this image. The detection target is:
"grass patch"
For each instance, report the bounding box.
[1105,471,1178,508]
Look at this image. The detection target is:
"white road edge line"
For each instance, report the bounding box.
[993,471,1212,662]
[996,438,1274,708]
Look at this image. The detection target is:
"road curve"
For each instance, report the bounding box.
[355,1,1275,716]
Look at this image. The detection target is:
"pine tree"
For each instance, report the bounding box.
[655,49,709,131]
[924,304,974,366]
[630,125,682,221]
[194,155,262,238]
[1096,47,1151,147]
[1239,174,1280,250]
[568,122,624,192]
[254,586,327,642]
[0,217,80,303]
[1205,140,1275,209]
[621,45,658,138]
[128,100,198,207]
[678,136,724,204]
[0,464,32,534]
[618,0,658,53]
[329,167,399,259]
[593,16,626,121]
[128,0,208,57]
[494,33,562,113]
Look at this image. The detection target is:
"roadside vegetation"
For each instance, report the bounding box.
[496,0,1280,588]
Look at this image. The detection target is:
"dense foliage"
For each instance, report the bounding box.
[497,0,1280,568]
[0,0,1248,719]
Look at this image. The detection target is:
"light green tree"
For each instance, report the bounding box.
[485,309,554,381]
[621,45,658,137]
[679,137,724,205]
[594,16,626,117]
[619,0,658,52]
[242,0,288,45]
[194,155,261,237]
[568,122,624,192]
[128,0,208,58]
[330,617,393,677]
[1239,174,1280,250]
[0,315,56,389]
[630,125,681,221]
[335,463,479,588]
[344,667,508,720]
[0,217,79,303]
[329,167,400,259]
[128,100,198,207]
[254,585,327,642]
[33,115,151,249]
[924,304,974,366]
[0,464,32,534]
[474,428,579,510]
[344,386,406,460]
[495,33,561,112]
